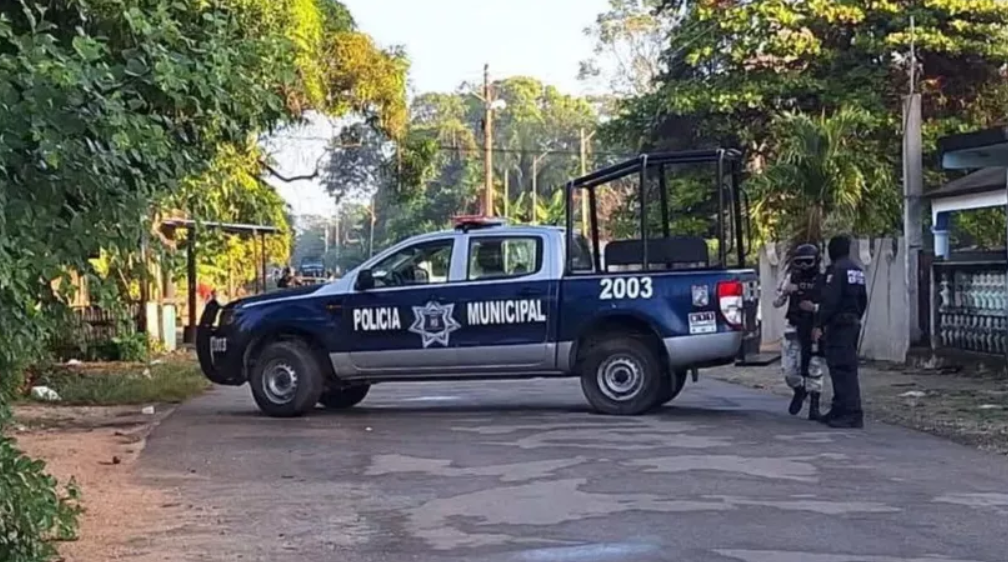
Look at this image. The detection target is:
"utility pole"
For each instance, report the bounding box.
[367,196,376,257]
[579,128,597,236]
[532,151,549,225]
[483,64,494,217]
[903,15,924,347]
[503,169,510,219]
[323,217,329,254]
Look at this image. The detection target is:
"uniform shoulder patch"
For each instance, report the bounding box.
[826,274,833,284]
[847,269,866,285]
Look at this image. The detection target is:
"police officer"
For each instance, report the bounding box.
[811,234,868,429]
[772,243,827,420]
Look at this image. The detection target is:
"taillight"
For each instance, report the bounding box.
[717,280,744,329]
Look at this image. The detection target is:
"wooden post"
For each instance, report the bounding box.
[260,231,267,294]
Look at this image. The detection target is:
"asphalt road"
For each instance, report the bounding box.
[140,373,1008,562]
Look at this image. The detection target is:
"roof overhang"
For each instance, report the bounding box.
[160,219,282,235]
[938,126,1008,169]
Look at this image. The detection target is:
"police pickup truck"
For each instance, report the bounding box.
[196,150,760,417]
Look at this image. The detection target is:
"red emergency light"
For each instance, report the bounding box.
[452,215,507,232]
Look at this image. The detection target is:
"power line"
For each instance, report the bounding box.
[272,136,635,158]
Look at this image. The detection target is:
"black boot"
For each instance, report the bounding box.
[788,387,806,415]
[807,392,821,421]
[826,411,864,429]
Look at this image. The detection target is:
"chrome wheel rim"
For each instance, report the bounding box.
[597,355,644,402]
[263,362,298,404]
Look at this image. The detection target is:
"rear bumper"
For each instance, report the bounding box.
[664,331,743,368]
[195,302,247,386]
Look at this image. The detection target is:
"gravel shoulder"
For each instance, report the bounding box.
[11,404,196,562]
[708,357,1008,456]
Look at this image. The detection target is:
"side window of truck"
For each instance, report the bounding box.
[468,236,543,280]
[370,239,454,288]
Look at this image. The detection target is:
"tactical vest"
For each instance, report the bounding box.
[785,271,820,326]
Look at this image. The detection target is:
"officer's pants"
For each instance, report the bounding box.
[782,332,825,393]
[825,323,861,414]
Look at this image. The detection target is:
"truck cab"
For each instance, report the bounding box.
[196,149,760,417]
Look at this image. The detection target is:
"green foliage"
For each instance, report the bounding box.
[952,207,1007,250]
[0,0,404,559]
[164,141,293,293]
[607,0,1008,240]
[30,360,209,406]
[0,434,82,562]
[749,107,899,246]
[0,0,299,390]
[326,76,603,250]
[578,0,675,96]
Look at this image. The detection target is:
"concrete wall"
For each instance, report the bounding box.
[758,238,910,363]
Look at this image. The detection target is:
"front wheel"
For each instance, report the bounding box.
[580,336,663,415]
[249,340,325,418]
[319,385,370,409]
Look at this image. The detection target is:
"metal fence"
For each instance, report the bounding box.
[934,257,1008,355]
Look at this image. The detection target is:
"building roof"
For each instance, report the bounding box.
[926,167,1006,200]
[160,219,282,234]
[938,125,1008,169]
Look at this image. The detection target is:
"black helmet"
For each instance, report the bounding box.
[791,243,820,271]
[827,235,852,262]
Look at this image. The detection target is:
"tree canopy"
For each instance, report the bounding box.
[0,1,408,558]
[605,0,1008,242]
[324,76,604,248]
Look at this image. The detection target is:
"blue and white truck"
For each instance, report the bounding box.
[196,150,760,417]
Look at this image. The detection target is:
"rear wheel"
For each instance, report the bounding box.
[656,369,689,406]
[249,340,325,418]
[580,336,663,415]
[319,385,370,409]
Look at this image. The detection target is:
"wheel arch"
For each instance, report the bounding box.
[243,325,337,382]
[569,311,669,373]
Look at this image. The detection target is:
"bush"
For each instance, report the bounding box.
[0,413,82,562]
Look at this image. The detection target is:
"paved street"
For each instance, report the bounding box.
[140,373,1008,562]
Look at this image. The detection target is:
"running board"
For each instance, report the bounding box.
[735,353,781,367]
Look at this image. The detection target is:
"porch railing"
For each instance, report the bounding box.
[934,257,1008,355]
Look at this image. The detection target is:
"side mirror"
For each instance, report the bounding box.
[356,269,375,291]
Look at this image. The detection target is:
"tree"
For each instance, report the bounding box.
[0,1,407,558]
[163,141,293,295]
[606,0,1008,239]
[325,76,602,250]
[748,107,898,247]
[578,0,678,97]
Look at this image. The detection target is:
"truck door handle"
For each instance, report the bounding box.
[518,288,543,297]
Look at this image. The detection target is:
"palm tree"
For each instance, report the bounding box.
[750,106,897,251]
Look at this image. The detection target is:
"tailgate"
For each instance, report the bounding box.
[733,270,765,364]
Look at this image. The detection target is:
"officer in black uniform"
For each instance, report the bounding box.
[812,235,868,429]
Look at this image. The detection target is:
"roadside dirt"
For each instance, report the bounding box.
[11,404,195,562]
[711,358,1008,456]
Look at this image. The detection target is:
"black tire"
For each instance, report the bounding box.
[657,369,689,406]
[248,340,325,418]
[319,385,370,409]
[579,336,664,415]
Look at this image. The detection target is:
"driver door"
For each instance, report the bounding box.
[342,236,461,374]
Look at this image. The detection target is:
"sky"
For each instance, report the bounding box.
[266,0,610,219]
[343,0,609,97]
